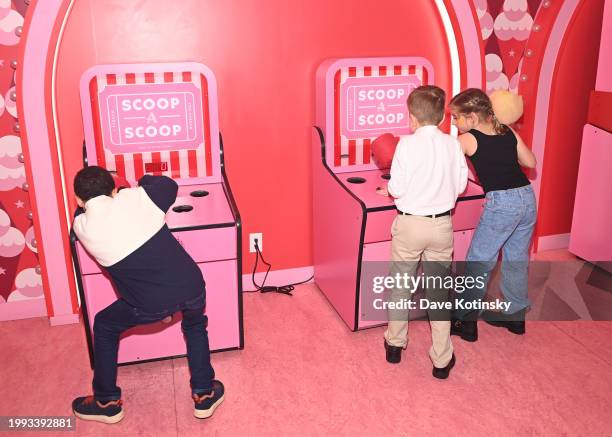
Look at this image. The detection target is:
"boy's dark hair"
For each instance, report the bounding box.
[407,85,446,125]
[74,166,115,202]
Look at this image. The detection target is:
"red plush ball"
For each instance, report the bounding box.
[371,133,400,170]
[110,173,131,191]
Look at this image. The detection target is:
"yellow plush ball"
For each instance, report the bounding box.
[490,90,524,125]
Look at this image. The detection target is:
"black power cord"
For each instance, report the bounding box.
[250,238,313,296]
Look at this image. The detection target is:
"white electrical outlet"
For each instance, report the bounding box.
[249,233,263,253]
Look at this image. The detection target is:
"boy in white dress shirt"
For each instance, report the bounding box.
[377,85,468,379]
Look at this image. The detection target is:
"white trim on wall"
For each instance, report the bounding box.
[538,233,571,252]
[434,0,461,136]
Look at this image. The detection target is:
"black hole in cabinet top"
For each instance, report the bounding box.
[347,177,366,184]
[172,205,193,213]
[381,173,391,180]
[190,190,209,197]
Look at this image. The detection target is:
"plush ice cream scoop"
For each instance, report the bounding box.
[371,133,400,170]
[490,90,524,125]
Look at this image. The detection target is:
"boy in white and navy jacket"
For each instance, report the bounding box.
[71,166,223,423]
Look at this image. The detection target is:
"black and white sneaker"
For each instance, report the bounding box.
[72,395,124,424]
[193,380,225,419]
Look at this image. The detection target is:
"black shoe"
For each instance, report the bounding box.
[450,318,478,342]
[72,395,124,424]
[193,380,225,419]
[384,339,402,364]
[482,309,526,335]
[432,354,456,379]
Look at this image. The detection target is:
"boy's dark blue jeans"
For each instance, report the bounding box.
[92,293,214,401]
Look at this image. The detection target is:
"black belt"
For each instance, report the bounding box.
[397,208,451,218]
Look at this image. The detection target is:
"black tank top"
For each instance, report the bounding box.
[467,128,530,193]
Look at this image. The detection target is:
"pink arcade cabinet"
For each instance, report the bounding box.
[71,62,243,365]
[312,57,485,331]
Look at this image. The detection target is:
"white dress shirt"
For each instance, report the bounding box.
[388,125,468,215]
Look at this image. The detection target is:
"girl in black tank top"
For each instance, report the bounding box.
[447,88,538,337]
[468,128,530,193]
[448,89,537,191]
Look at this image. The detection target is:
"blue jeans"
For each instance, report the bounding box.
[92,293,215,401]
[455,184,537,319]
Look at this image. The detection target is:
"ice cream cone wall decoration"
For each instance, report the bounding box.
[475,0,494,40]
[486,53,510,94]
[494,0,534,77]
[0,0,44,315]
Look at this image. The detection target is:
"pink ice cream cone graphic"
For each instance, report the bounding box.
[0,208,23,300]
[0,225,24,257]
[494,0,533,77]
[486,54,509,94]
[0,208,10,238]
[0,134,25,191]
[12,267,43,299]
[0,6,22,46]
[0,0,11,20]
[0,135,23,169]
[475,0,494,40]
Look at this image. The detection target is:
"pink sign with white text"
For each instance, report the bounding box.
[98,82,204,154]
[341,75,420,139]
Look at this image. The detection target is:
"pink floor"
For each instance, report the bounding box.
[1,282,612,436]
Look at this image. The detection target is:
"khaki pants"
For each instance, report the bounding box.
[383,214,454,368]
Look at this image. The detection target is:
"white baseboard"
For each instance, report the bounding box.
[538,233,571,251]
[0,298,47,322]
[242,266,314,291]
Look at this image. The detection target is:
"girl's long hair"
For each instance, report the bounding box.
[449,88,508,134]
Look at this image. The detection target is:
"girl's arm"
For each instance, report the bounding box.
[511,128,537,169]
[457,133,477,156]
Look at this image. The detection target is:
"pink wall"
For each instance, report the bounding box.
[537,0,605,237]
[55,0,453,273]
